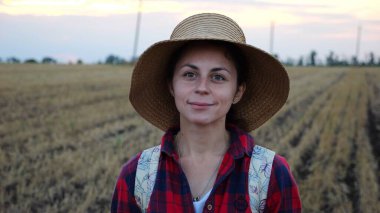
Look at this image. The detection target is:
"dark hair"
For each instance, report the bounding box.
[166,40,247,87]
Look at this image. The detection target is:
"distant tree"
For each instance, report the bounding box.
[283,57,295,66]
[325,51,350,66]
[77,59,83,65]
[308,50,317,66]
[367,52,375,66]
[326,51,337,66]
[42,57,57,64]
[24,58,38,64]
[351,56,359,66]
[0,57,2,63]
[339,59,349,66]
[105,54,127,65]
[120,58,127,64]
[105,55,116,64]
[297,57,304,66]
[6,57,21,64]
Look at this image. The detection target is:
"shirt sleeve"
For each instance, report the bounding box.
[265,155,302,213]
[111,154,142,213]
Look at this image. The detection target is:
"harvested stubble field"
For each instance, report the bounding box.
[1,64,380,212]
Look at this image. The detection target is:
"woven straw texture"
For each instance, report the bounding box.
[129,13,289,132]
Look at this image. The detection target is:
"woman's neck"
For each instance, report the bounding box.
[177,121,229,158]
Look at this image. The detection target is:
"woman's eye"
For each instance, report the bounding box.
[212,74,226,81]
[183,72,196,79]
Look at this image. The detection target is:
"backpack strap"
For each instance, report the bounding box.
[134,144,275,213]
[135,145,161,213]
[248,145,276,213]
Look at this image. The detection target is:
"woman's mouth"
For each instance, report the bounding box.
[188,101,214,109]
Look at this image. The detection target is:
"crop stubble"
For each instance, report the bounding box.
[0,64,379,212]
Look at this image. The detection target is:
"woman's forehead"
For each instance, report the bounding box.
[175,42,232,64]
[176,48,236,71]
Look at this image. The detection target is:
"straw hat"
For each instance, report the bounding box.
[129,13,289,132]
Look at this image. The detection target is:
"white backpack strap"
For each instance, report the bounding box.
[135,145,161,212]
[248,145,275,213]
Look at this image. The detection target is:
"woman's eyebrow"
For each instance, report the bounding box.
[178,64,231,73]
[211,67,231,73]
[179,64,198,70]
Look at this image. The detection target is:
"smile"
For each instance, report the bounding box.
[187,101,214,109]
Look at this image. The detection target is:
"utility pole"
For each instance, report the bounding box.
[269,21,274,54]
[132,0,142,61]
[355,25,361,62]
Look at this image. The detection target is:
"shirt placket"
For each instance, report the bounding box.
[203,152,236,212]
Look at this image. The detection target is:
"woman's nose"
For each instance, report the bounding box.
[195,76,210,95]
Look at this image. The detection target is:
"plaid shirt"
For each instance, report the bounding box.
[111,125,301,212]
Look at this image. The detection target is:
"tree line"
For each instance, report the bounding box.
[280,50,380,67]
[0,55,124,65]
[1,51,380,67]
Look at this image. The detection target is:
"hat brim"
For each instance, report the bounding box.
[129,38,289,132]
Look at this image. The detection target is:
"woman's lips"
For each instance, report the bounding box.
[187,101,214,109]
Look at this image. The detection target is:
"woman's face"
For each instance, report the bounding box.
[170,43,245,127]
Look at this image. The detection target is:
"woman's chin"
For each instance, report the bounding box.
[182,116,225,127]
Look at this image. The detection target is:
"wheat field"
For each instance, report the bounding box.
[1,64,379,212]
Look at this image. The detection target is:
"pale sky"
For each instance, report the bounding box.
[0,0,379,63]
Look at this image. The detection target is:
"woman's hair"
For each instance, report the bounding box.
[166,40,248,125]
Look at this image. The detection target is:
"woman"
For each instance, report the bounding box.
[112,13,301,212]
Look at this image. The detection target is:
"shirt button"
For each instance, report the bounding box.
[207,204,213,211]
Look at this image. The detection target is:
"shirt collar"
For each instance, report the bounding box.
[160,124,255,159]
[160,127,180,158]
[226,124,255,158]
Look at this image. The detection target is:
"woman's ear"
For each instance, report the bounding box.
[168,81,174,96]
[233,83,246,104]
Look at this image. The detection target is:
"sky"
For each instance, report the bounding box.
[0,0,379,64]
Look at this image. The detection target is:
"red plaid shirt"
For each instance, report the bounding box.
[111,125,301,212]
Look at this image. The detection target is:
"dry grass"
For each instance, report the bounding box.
[1,64,379,212]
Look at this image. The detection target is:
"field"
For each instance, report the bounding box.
[1,64,380,212]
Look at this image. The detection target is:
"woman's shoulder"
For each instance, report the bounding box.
[270,154,299,190]
[266,154,302,211]
[272,154,291,171]
[117,152,142,180]
[117,144,162,180]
